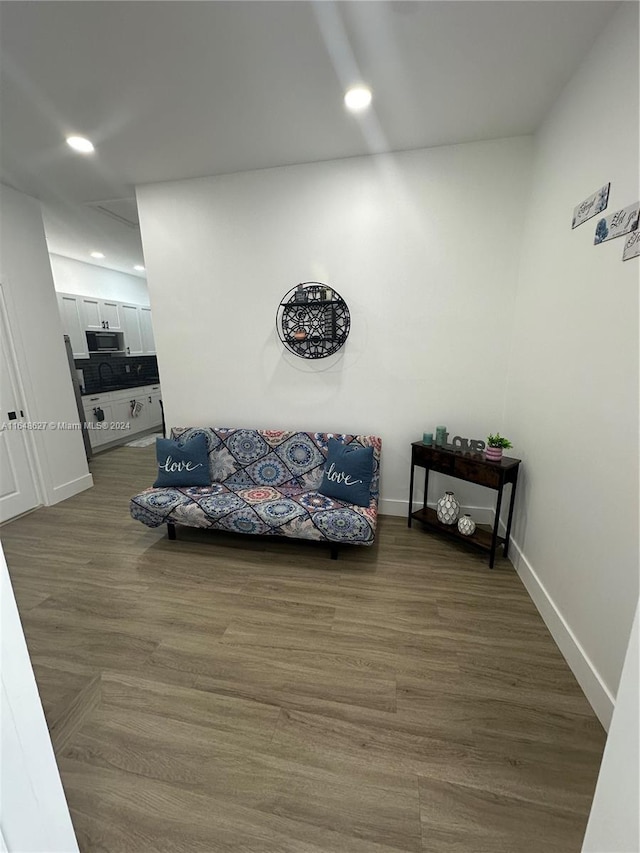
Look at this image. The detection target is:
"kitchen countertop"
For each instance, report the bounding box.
[82,379,160,396]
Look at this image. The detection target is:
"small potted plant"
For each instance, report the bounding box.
[485,433,513,462]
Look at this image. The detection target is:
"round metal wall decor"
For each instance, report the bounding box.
[276,282,350,359]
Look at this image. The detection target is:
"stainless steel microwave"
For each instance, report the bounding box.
[86,330,125,352]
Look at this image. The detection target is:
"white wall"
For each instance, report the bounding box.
[0,185,92,505]
[582,601,639,852]
[1,543,79,852]
[504,2,639,727]
[137,136,533,515]
[50,254,150,306]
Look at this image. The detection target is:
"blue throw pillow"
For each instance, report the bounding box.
[154,434,210,487]
[318,438,374,507]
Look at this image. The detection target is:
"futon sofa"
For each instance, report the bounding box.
[130,427,382,558]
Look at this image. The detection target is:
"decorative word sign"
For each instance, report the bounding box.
[435,431,485,453]
[572,183,610,229]
[622,229,640,262]
[450,435,486,453]
[594,202,639,245]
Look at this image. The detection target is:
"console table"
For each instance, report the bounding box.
[408,442,521,568]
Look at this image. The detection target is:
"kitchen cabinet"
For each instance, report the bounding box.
[83,392,114,448]
[57,293,89,358]
[126,391,148,433]
[81,297,121,331]
[56,292,156,356]
[139,307,155,355]
[81,298,102,330]
[120,304,143,356]
[101,301,121,330]
[111,397,133,429]
[147,387,162,429]
[82,384,163,451]
[127,385,162,433]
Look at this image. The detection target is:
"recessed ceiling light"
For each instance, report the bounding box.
[133,265,145,272]
[90,251,105,259]
[66,135,95,153]
[344,86,372,112]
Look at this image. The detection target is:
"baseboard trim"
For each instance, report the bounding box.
[49,473,94,505]
[381,498,494,524]
[379,498,410,518]
[508,535,614,730]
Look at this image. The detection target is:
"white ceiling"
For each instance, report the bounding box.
[0,1,618,275]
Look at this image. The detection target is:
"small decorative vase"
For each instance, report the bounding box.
[484,446,503,462]
[457,514,476,536]
[436,491,460,525]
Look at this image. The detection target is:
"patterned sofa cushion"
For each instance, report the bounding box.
[130,428,382,546]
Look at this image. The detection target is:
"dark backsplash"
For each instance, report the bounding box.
[75,353,159,394]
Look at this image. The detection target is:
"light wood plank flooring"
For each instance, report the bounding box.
[1,444,605,852]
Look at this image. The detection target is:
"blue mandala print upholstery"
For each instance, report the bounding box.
[145,489,191,512]
[130,428,381,549]
[246,453,290,487]
[217,508,269,536]
[312,509,372,542]
[223,469,256,489]
[297,491,337,512]
[199,492,246,521]
[227,429,269,465]
[130,504,165,528]
[275,433,324,477]
[237,486,281,504]
[185,483,225,497]
[254,498,306,528]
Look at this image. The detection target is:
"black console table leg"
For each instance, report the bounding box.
[408,463,415,528]
[503,473,519,558]
[423,468,430,514]
[489,486,504,569]
[167,523,176,540]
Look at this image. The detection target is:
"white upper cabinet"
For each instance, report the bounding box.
[81,297,102,330]
[139,307,155,355]
[81,297,121,331]
[101,300,121,330]
[120,304,143,356]
[57,293,89,358]
[57,292,156,357]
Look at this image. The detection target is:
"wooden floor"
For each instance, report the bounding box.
[2,444,605,853]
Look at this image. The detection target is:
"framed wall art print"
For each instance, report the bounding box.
[572,183,610,229]
[622,229,640,261]
[594,202,639,245]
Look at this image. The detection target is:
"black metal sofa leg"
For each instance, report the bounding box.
[330,545,339,560]
[167,523,176,540]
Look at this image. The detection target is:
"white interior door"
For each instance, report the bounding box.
[0,286,39,523]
